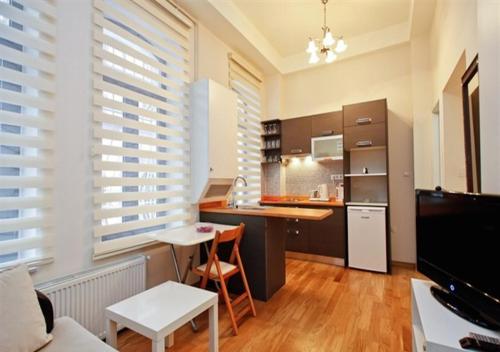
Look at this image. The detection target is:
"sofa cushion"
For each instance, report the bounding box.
[36,290,54,333]
[0,264,53,352]
[41,317,117,352]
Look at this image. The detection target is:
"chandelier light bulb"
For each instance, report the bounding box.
[308,51,320,64]
[325,50,337,63]
[305,0,346,64]
[323,30,335,47]
[335,38,347,53]
[306,39,318,54]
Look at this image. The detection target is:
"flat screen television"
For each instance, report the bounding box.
[416,189,500,330]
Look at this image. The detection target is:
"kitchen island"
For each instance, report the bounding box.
[199,205,332,301]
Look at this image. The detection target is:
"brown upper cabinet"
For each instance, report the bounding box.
[343,99,387,127]
[281,116,312,155]
[311,111,343,137]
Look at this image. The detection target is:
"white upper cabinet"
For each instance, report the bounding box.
[190,79,238,203]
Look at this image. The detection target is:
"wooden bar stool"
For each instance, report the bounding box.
[192,223,256,335]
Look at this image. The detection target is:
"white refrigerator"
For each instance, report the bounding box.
[347,206,387,273]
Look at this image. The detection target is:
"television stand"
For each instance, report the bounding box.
[412,279,500,352]
[430,285,500,331]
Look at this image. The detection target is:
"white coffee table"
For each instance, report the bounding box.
[105,281,218,352]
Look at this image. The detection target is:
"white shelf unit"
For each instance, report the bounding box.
[344,173,387,177]
[349,145,387,152]
[412,279,500,352]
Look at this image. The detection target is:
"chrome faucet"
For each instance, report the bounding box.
[229,175,248,208]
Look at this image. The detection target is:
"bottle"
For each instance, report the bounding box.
[336,183,344,201]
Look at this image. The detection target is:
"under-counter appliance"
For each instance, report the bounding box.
[347,206,387,273]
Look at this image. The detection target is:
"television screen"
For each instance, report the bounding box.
[416,189,500,329]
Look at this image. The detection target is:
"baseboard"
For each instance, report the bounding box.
[391,261,416,270]
[286,251,345,267]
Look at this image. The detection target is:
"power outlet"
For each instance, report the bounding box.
[331,174,343,181]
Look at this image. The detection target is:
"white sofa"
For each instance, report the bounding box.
[41,317,117,352]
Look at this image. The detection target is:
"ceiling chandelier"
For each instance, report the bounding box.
[306,0,347,64]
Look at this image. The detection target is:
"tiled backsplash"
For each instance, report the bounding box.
[262,158,343,197]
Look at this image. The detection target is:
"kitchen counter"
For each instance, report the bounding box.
[200,205,332,221]
[259,199,344,207]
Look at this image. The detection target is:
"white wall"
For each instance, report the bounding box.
[413,0,500,195]
[282,44,416,263]
[196,24,232,87]
[477,0,500,194]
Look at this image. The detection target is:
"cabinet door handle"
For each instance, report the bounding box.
[295,230,300,235]
[356,140,373,147]
[321,129,334,136]
[291,148,302,154]
[356,117,372,125]
[209,167,214,172]
[361,216,371,219]
[295,218,299,222]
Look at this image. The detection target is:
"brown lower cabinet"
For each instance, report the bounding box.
[285,206,345,259]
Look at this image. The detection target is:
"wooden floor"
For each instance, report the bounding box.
[118,259,424,352]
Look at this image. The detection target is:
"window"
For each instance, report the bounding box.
[92,0,193,258]
[229,54,263,205]
[0,0,56,268]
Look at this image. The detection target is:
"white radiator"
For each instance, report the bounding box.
[36,256,146,338]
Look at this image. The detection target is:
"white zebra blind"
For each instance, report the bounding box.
[229,55,262,204]
[92,0,193,257]
[0,0,56,268]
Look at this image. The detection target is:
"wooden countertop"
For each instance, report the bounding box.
[260,195,343,207]
[259,200,344,207]
[200,206,333,221]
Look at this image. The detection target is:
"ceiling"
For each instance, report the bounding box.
[231,0,412,57]
[175,0,435,74]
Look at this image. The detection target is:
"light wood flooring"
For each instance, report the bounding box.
[118,258,424,352]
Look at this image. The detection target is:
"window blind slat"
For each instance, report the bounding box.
[0,196,51,211]
[92,73,187,117]
[93,110,189,139]
[20,0,56,19]
[0,111,54,130]
[92,59,189,110]
[93,30,189,85]
[0,155,53,168]
[94,176,188,187]
[0,216,51,233]
[94,0,189,55]
[94,212,190,238]
[93,190,189,204]
[93,46,188,97]
[0,132,53,149]
[1,23,55,55]
[92,144,188,162]
[0,67,55,94]
[0,234,51,256]
[0,89,55,112]
[93,160,189,174]
[93,12,189,71]
[93,127,188,151]
[0,176,50,189]
[0,44,55,74]
[92,94,189,128]
[94,202,189,220]
[0,2,55,37]
[130,0,192,37]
